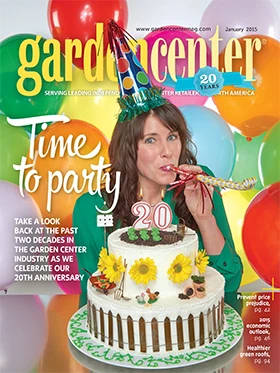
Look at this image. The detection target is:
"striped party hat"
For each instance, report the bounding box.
[107,20,167,122]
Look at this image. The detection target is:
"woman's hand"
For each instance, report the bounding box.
[179,165,214,222]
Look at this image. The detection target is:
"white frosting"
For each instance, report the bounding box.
[108,226,198,297]
[87,267,225,355]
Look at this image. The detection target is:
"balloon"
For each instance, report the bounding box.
[0,181,41,291]
[242,183,280,287]
[232,131,265,190]
[48,0,128,70]
[25,119,110,222]
[0,34,68,125]
[200,0,280,51]
[180,105,235,179]
[0,295,47,373]
[63,65,120,139]
[258,122,280,187]
[140,27,211,107]
[222,189,259,286]
[49,233,81,294]
[213,36,280,137]
[40,294,88,373]
[49,215,81,294]
[0,115,30,185]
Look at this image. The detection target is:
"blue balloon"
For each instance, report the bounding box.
[180,105,235,179]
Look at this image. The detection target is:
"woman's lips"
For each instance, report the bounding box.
[160,164,174,172]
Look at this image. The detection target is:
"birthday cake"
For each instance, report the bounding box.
[86,226,225,355]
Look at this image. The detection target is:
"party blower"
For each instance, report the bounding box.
[160,164,257,213]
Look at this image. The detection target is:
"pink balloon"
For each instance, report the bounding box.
[49,233,81,294]
[138,26,211,107]
[0,295,47,373]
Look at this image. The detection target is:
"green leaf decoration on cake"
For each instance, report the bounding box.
[191,275,205,284]
[151,227,162,242]
[139,229,150,241]
[127,227,138,241]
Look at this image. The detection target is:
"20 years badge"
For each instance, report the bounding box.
[194,66,224,96]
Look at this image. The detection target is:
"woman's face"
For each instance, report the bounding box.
[137,115,182,189]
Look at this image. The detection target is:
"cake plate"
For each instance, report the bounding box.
[68,304,243,370]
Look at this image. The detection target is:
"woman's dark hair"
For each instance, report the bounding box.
[106,102,198,230]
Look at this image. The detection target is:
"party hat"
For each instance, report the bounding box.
[107,20,168,122]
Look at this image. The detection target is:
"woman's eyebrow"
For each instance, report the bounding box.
[143,132,158,136]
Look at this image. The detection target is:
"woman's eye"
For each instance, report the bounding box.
[168,134,178,141]
[144,137,155,144]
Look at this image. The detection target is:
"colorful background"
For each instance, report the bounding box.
[0,1,279,372]
[1,0,279,295]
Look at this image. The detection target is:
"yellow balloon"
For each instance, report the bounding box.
[63,64,120,139]
[222,189,259,286]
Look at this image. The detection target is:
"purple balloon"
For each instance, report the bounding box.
[0,181,41,291]
[0,295,47,373]
[138,26,211,107]
[200,0,280,51]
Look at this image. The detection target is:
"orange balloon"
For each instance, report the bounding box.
[26,119,109,221]
[213,35,280,137]
[60,214,73,232]
[39,295,89,373]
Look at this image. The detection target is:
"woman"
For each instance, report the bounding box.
[73,103,243,305]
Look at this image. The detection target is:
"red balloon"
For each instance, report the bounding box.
[48,0,128,70]
[242,183,280,287]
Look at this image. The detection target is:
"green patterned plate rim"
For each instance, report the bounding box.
[67,304,243,370]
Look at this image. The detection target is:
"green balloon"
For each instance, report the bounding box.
[0,114,30,185]
[232,131,265,190]
[0,34,68,133]
[259,122,280,187]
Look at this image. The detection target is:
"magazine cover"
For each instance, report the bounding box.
[0,0,279,372]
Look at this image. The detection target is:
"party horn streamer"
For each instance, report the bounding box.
[196,175,257,190]
[161,164,257,191]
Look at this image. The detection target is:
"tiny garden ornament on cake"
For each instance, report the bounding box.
[136,288,160,305]
[191,275,206,290]
[178,277,207,301]
[83,270,116,295]
[167,254,193,284]
[127,227,138,241]
[196,286,206,299]
[178,285,195,300]
[129,257,157,285]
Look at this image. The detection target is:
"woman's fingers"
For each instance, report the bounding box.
[179,165,203,180]
[179,164,203,173]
